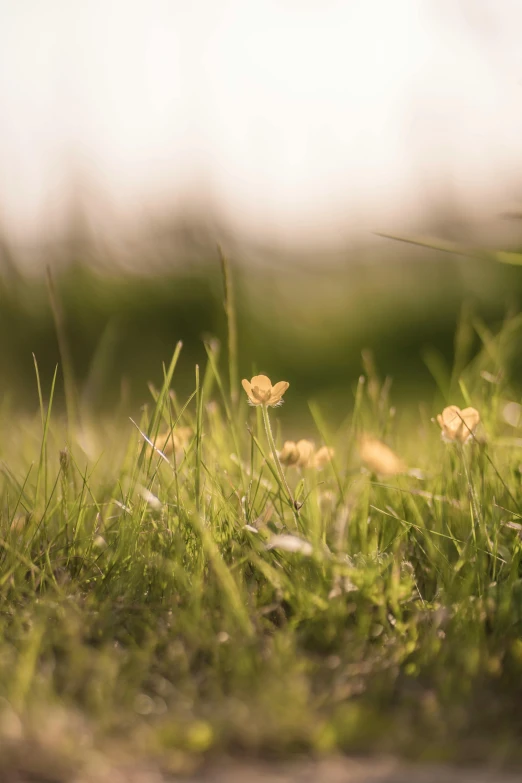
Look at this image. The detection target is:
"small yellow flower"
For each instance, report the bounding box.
[241,375,289,407]
[295,439,315,467]
[278,440,300,466]
[437,406,480,444]
[278,439,332,469]
[279,439,314,467]
[313,445,335,469]
[149,426,192,456]
[359,434,406,476]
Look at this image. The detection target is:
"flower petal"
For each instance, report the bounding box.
[460,407,480,430]
[459,407,480,442]
[269,381,289,405]
[314,446,334,468]
[359,434,406,476]
[266,534,313,556]
[439,406,464,439]
[437,405,480,443]
[279,440,299,465]
[251,385,271,403]
[503,402,522,428]
[250,375,272,392]
[241,378,256,404]
[296,439,315,467]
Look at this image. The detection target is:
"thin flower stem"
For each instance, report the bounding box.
[261,404,299,516]
[459,442,486,595]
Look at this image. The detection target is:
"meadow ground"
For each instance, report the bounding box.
[2,300,522,781]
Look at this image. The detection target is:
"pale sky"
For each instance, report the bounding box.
[0,0,522,249]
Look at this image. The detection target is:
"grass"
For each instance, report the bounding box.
[2,301,522,779]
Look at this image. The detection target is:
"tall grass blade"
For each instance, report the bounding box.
[218,244,239,406]
[46,265,78,436]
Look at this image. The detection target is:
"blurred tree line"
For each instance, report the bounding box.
[1,228,522,427]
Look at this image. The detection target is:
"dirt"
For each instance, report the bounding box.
[3,744,521,783]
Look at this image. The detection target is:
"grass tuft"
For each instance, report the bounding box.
[1,314,522,775]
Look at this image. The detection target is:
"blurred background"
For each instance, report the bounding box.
[1,0,522,422]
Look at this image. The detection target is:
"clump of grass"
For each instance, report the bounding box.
[1,310,522,777]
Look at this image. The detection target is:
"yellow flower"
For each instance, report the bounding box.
[313,445,335,469]
[359,434,406,476]
[437,406,480,444]
[278,440,300,466]
[149,426,192,456]
[295,439,315,467]
[278,439,333,469]
[241,374,289,407]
